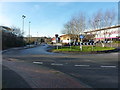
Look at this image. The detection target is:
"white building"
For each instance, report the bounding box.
[84,25,120,41]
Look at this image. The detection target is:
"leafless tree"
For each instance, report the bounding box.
[88,9,116,47]
[103,9,116,27]
[62,21,73,34]
[72,13,86,42]
[89,9,103,30]
[89,9,116,29]
[11,26,23,37]
[62,12,86,42]
[62,9,116,47]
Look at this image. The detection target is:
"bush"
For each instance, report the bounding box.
[2,30,25,50]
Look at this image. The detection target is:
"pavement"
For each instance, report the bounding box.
[2,66,31,88]
[1,44,39,53]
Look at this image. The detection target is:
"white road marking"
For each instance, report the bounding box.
[33,62,43,64]
[85,60,91,61]
[74,65,90,67]
[100,66,117,68]
[51,63,63,66]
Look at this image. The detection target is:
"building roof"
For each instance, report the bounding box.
[0,26,12,31]
[60,34,78,37]
[84,25,120,33]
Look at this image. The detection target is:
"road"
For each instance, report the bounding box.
[2,44,119,88]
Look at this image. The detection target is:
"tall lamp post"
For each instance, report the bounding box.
[29,21,31,47]
[37,32,38,45]
[22,15,26,35]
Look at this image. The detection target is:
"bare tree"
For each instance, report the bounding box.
[72,13,86,42]
[103,9,116,27]
[62,9,116,47]
[11,26,23,37]
[88,9,116,47]
[89,9,116,29]
[89,9,103,30]
[63,12,86,42]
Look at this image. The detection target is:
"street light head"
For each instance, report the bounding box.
[22,15,26,19]
[55,34,58,38]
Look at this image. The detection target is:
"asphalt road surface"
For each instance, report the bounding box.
[2,44,119,88]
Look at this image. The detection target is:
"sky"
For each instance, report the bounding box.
[0,1,118,37]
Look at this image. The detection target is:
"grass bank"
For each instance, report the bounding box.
[52,46,115,52]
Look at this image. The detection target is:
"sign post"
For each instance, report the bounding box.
[68,39,71,50]
[55,34,59,49]
[79,35,84,51]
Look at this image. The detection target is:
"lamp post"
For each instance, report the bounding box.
[37,32,38,45]
[29,21,31,47]
[22,15,26,35]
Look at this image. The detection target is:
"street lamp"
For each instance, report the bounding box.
[29,21,31,47]
[36,32,38,45]
[22,15,26,35]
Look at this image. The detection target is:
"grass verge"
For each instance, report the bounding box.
[52,46,115,52]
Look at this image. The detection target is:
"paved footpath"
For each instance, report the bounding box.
[2,57,90,88]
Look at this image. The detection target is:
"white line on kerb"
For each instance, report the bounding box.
[74,65,90,67]
[33,62,43,64]
[51,63,63,66]
[100,66,116,68]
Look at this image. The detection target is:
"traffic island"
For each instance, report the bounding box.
[49,46,119,54]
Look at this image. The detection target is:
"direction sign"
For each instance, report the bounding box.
[79,35,85,39]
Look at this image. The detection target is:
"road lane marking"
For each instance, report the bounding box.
[51,63,63,66]
[84,60,91,61]
[100,66,116,68]
[74,65,90,67]
[33,62,43,64]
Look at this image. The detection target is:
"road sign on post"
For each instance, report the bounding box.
[79,35,84,39]
[79,35,84,51]
[55,34,59,49]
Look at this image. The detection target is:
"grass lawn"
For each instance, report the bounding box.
[52,46,115,52]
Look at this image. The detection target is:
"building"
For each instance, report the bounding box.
[60,34,78,44]
[84,25,120,41]
[24,36,52,44]
[51,37,56,43]
[51,37,60,43]
[60,25,120,44]
[0,26,12,32]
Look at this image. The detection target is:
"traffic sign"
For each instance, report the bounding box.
[79,35,84,39]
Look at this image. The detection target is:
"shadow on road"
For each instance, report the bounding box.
[2,66,31,88]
